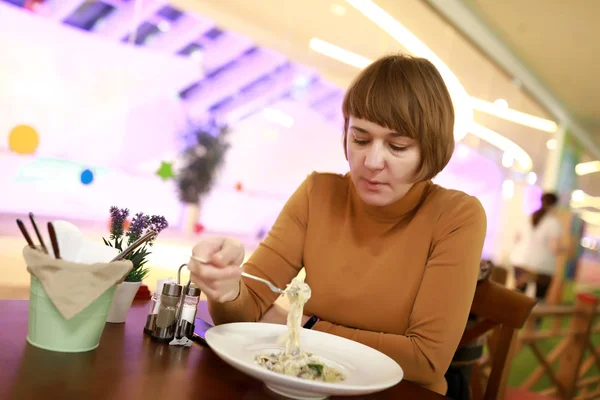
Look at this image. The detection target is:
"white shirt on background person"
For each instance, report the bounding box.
[509,214,562,275]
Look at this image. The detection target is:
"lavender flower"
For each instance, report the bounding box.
[145,215,169,246]
[109,206,129,240]
[148,215,168,237]
[126,212,150,245]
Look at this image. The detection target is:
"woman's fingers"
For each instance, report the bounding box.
[197,264,241,283]
[211,238,245,267]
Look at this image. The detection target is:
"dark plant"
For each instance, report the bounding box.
[104,207,168,282]
[176,120,231,204]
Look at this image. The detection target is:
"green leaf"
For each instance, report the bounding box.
[307,364,323,376]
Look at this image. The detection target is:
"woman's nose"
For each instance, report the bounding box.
[364,143,385,170]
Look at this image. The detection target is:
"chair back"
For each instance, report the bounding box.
[461,280,537,400]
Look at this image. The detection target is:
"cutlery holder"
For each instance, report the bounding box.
[27,275,117,352]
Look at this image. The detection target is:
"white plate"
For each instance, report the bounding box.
[205,323,403,399]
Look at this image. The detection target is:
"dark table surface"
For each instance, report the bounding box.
[0,300,449,399]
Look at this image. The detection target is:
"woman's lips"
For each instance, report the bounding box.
[361,178,386,191]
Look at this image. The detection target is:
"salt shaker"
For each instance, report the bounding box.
[175,284,201,339]
[151,282,182,342]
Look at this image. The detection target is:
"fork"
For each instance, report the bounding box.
[189,255,298,295]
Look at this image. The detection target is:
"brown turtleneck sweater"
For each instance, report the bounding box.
[209,171,487,395]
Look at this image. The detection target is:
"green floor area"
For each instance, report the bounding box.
[508,282,600,393]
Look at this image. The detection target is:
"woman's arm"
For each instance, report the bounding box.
[312,196,487,388]
[209,173,314,325]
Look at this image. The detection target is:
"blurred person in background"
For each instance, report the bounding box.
[510,192,564,301]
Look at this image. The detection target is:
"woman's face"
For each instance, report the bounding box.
[346,116,421,206]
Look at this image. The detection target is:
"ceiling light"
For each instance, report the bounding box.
[579,210,600,226]
[263,108,295,128]
[469,97,558,133]
[344,0,471,141]
[493,99,509,109]
[576,161,600,176]
[546,138,557,150]
[570,190,600,210]
[469,122,533,172]
[581,237,595,249]
[157,20,171,33]
[190,50,203,62]
[330,4,347,16]
[294,75,312,88]
[501,152,514,168]
[502,179,514,199]
[572,189,585,203]
[309,38,371,69]
[527,172,537,185]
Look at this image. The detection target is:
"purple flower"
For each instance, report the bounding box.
[126,212,150,245]
[109,206,129,240]
[145,215,168,246]
[149,215,168,234]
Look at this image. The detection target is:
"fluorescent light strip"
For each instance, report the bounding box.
[262,108,295,128]
[577,210,600,226]
[309,37,556,137]
[345,0,559,135]
[309,37,535,171]
[469,97,558,133]
[344,0,471,142]
[469,122,533,172]
[570,190,600,209]
[309,38,371,69]
[576,161,600,176]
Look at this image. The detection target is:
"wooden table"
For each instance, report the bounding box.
[0,300,449,399]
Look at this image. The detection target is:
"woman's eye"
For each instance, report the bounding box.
[390,144,408,152]
[352,138,369,146]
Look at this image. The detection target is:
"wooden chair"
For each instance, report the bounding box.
[458,280,537,400]
[489,266,508,286]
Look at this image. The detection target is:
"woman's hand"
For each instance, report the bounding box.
[188,236,245,303]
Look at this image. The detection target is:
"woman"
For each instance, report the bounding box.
[188,54,487,396]
[510,192,563,301]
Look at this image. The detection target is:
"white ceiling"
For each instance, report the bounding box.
[460,0,600,144]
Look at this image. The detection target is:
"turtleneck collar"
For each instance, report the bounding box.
[349,174,430,221]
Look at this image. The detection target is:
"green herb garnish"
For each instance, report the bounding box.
[307,363,323,376]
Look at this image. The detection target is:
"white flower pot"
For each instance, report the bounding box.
[106,281,142,323]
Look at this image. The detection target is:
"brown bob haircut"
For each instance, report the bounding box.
[342,54,455,182]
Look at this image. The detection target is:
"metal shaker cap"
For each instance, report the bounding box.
[186,284,201,297]
[161,282,182,297]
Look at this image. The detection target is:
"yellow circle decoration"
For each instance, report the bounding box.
[8,125,39,155]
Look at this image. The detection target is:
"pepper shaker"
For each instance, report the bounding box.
[151,282,183,342]
[143,278,174,335]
